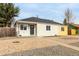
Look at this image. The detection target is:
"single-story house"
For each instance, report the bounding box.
[76,24,79,34]
[15,17,68,37]
[68,24,79,35]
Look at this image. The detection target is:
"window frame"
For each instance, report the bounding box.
[46,25,51,31]
[20,24,27,30]
[23,25,27,30]
[20,24,23,30]
[61,27,64,31]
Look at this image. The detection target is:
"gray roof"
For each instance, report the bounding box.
[20,17,63,25]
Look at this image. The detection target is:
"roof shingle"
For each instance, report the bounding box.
[20,17,63,25]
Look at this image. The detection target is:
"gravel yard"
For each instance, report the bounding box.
[5,45,79,56]
[0,37,58,55]
[0,36,78,56]
[70,42,79,47]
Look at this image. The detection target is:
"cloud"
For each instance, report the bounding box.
[15,3,79,24]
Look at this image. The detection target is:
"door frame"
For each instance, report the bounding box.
[29,24,37,36]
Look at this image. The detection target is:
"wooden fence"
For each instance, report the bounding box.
[0,27,16,37]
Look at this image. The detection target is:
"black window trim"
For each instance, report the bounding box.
[20,24,27,30]
[61,27,64,31]
[46,25,51,31]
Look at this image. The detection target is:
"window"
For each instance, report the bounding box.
[24,26,27,30]
[20,24,27,30]
[20,24,23,30]
[61,27,64,31]
[46,26,51,31]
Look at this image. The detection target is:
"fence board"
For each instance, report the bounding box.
[0,27,16,37]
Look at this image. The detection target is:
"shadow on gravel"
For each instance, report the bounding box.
[4,45,79,56]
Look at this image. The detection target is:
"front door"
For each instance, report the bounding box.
[30,25,34,35]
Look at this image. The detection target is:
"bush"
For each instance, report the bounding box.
[0,27,16,37]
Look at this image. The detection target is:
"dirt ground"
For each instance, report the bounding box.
[0,36,79,55]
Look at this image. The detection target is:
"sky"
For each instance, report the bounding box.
[15,3,79,24]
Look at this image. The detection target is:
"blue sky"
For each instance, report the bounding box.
[15,3,79,24]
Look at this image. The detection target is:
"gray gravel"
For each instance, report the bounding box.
[4,45,79,56]
[71,42,79,47]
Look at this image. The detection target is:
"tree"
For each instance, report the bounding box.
[0,3,19,27]
[63,18,67,25]
[65,8,73,24]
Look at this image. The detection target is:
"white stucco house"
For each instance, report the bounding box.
[15,17,68,37]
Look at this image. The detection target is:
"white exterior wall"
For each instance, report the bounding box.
[37,23,61,36]
[16,21,64,37]
[16,23,30,36]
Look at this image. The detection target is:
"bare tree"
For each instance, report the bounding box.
[65,8,73,24]
[63,18,67,25]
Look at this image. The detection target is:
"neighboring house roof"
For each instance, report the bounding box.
[72,24,79,29]
[18,17,63,25]
[68,24,77,29]
[68,24,79,29]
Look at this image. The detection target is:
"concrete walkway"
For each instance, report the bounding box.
[53,40,79,51]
